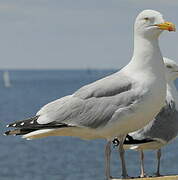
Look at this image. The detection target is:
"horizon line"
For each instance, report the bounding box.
[0,68,118,71]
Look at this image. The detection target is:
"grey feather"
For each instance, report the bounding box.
[68,90,141,129]
[129,99,178,143]
[74,72,133,99]
[35,72,143,129]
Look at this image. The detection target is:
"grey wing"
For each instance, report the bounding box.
[74,71,132,99]
[129,100,178,143]
[36,91,140,129]
[6,88,142,137]
[6,71,144,136]
[34,72,140,129]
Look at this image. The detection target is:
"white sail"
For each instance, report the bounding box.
[3,71,11,87]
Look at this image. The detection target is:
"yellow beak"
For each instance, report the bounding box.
[156,21,176,32]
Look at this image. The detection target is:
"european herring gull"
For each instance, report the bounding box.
[5,10,175,179]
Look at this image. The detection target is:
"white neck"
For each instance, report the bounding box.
[130,35,164,72]
[167,81,178,107]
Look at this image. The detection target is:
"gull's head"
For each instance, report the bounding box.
[135,10,176,39]
[164,57,178,81]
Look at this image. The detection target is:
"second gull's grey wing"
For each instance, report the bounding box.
[129,100,178,143]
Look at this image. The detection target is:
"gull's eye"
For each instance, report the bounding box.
[144,17,149,21]
[166,65,172,69]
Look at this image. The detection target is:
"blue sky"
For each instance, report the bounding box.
[0,0,178,69]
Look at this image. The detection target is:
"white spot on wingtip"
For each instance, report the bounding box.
[6,125,9,128]
[20,122,24,126]
[30,121,34,124]
[3,133,7,136]
[13,124,16,127]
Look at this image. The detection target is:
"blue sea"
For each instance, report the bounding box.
[0,70,178,180]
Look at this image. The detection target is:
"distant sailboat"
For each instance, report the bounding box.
[3,71,11,87]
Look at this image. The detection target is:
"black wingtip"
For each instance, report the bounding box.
[5,116,39,128]
[124,134,154,145]
[4,131,10,136]
[3,129,22,136]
